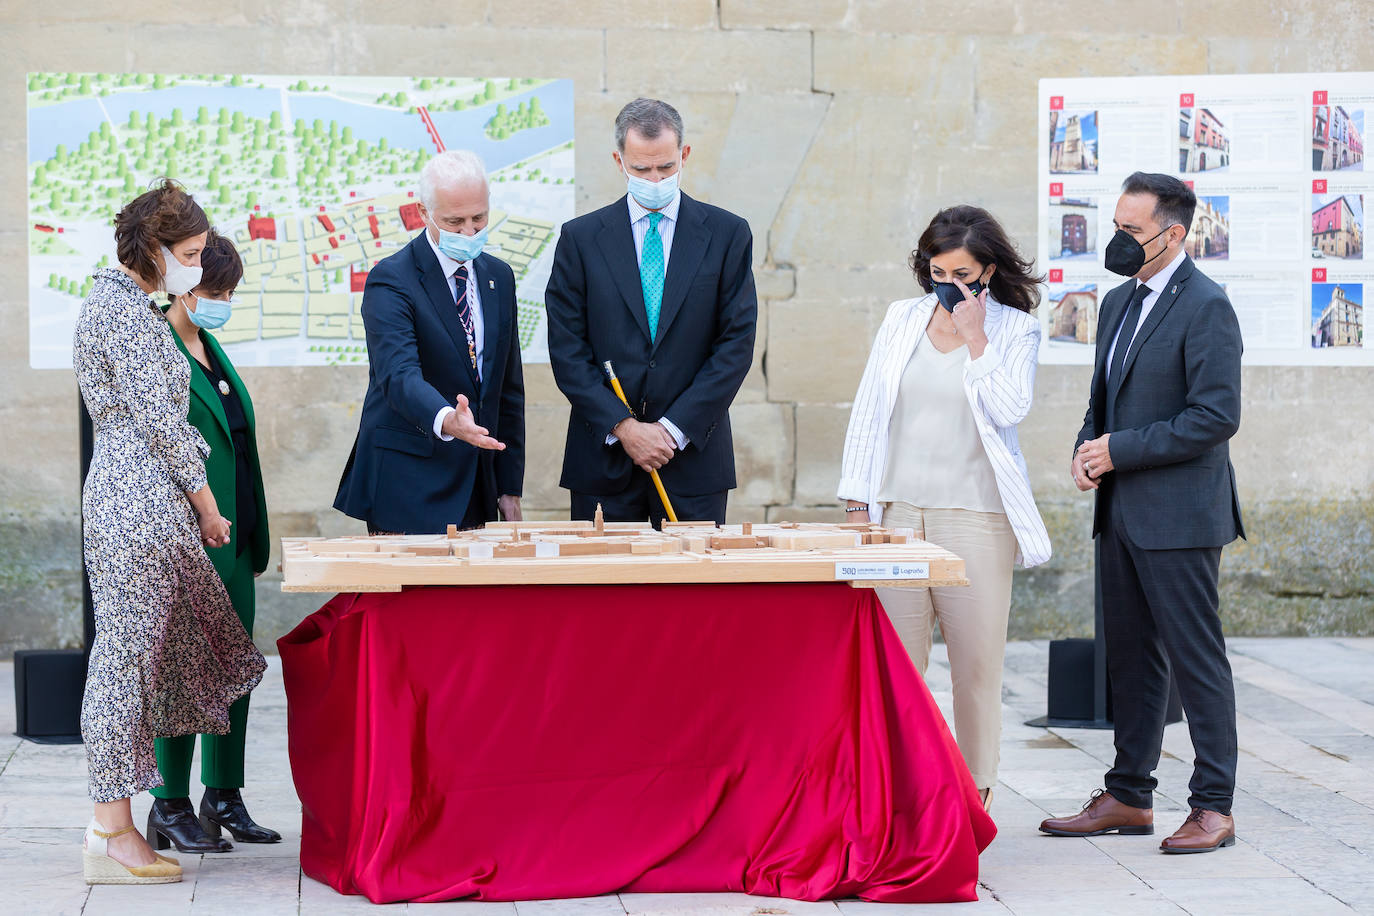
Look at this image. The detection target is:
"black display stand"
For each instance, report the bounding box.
[1027,540,1182,730]
[13,395,94,744]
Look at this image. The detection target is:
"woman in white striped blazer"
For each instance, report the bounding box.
[839,206,1051,811]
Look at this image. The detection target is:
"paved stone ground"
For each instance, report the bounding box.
[3,638,1372,915]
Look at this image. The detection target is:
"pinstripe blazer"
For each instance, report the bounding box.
[838,294,1052,568]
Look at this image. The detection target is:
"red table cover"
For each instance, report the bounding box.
[279,582,995,904]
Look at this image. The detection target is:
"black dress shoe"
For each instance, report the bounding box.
[147,797,233,853]
[199,787,282,844]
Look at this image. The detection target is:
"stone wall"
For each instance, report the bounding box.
[3,1,1372,655]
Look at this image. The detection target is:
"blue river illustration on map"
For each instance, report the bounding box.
[27,80,575,173]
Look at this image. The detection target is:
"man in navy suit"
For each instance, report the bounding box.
[335,150,524,534]
[1041,173,1244,854]
[546,98,757,525]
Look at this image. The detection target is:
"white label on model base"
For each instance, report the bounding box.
[834,562,930,580]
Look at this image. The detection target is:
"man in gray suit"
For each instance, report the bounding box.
[1040,173,1244,854]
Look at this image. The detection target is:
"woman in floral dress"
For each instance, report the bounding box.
[73,180,266,886]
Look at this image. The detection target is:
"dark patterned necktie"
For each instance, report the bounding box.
[1109,282,1150,384]
[1105,282,1150,430]
[453,264,477,374]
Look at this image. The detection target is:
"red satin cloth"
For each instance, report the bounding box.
[279,583,995,904]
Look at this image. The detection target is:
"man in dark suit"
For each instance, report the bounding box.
[1040,173,1244,853]
[335,150,524,534]
[546,98,757,525]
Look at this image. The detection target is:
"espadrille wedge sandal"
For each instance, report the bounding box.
[83,819,182,885]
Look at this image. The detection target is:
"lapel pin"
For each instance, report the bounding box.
[489,279,495,289]
[1171,284,1178,295]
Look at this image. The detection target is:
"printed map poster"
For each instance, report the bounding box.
[27,73,575,368]
[1039,73,1373,367]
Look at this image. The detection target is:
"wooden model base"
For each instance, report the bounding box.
[281,513,968,593]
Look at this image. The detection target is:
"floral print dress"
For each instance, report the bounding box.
[74,269,266,803]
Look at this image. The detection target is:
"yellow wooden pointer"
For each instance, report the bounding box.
[603,361,678,523]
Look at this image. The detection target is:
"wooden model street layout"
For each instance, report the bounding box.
[280,509,968,592]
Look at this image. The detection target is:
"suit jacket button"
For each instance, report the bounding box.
[649,360,656,368]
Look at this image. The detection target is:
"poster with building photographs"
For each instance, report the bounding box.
[1038,73,1374,366]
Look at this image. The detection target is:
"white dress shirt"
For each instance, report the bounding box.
[606,189,688,450]
[427,230,486,441]
[1106,247,1186,379]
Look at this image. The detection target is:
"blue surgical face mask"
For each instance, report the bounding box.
[184,295,232,330]
[622,159,681,210]
[435,223,489,262]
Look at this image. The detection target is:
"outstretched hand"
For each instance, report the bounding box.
[442,394,505,450]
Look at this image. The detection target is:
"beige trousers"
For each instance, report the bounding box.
[877,502,1017,789]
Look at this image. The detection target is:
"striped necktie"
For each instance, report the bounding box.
[453,263,478,378]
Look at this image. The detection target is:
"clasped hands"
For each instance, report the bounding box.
[197,513,231,548]
[1072,434,1113,492]
[615,417,676,472]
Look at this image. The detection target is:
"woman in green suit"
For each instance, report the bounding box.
[146,231,280,853]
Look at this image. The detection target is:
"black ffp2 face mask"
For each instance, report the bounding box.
[932,278,986,312]
[1104,227,1172,277]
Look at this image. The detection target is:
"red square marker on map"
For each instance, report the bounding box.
[323,255,329,261]
[253,205,260,211]
[57,227,64,234]
[407,191,415,198]
[1313,179,1327,193]
[1049,182,1063,197]
[1184,180,1194,189]
[376,242,382,248]
[1049,269,1063,283]
[350,191,357,197]
[1049,96,1063,110]
[1180,93,1194,108]
[1313,90,1328,105]
[368,206,374,212]
[339,234,346,241]
[1313,268,1326,282]
[319,206,326,212]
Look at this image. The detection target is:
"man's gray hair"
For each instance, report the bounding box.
[419,150,488,209]
[614,98,684,151]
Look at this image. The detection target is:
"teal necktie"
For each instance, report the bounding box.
[640,211,665,342]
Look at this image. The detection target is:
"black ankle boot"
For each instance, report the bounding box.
[199,787,281,844]
[147,797,233,853]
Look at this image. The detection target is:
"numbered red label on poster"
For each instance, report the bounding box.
[1049,182,1063,197]
[1180,93,1194,107]
[1313,90,1328,105]
[1049,269,1064,283]
[1313,179,1327,193]
[1049,96,1063,110]
[1313,268,1327,282]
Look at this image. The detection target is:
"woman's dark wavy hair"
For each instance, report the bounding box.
[909,205,1043,313]
[196,231,244,297]
[113,178,209,288]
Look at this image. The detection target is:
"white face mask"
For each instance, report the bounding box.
[159,244,203,296]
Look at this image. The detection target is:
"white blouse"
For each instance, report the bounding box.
[877,335,1003,513]
[838,294,1052,568]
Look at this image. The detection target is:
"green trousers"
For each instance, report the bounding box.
[151,547,256,798]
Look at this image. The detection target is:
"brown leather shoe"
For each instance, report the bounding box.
[1159,808,1235,853]
[1039,789,1154,837]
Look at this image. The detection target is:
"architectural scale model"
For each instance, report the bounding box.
[280,509,968,593]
